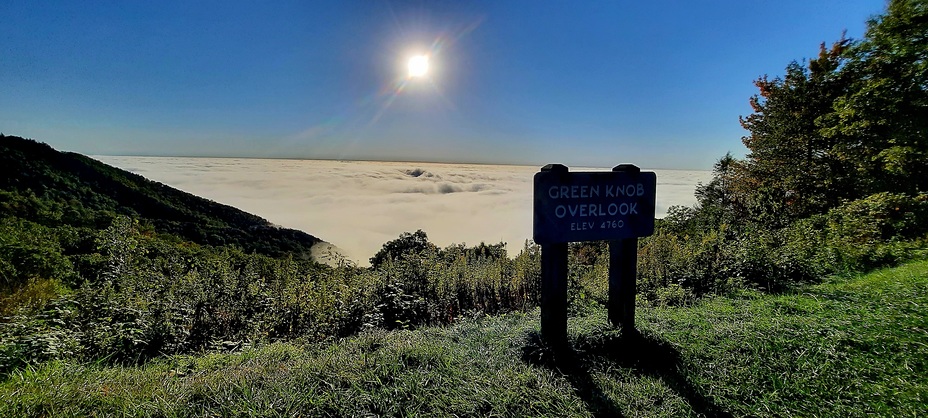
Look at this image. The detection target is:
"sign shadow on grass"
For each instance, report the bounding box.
[521,329,732,418]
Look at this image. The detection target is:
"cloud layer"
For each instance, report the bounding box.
[97,156,711,265]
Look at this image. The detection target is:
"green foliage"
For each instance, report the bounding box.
[735,0,928,224]
[652,283,692,307]
[0,132,552,372]
[638,191,928,302]
[825,0,928,195]
[0,219,75,315]
[636,0,928,300]
[369,229,437,268]
[3,0,928,377]
[0,299,82,375]
[0,135,322,258]
[0,278,68,318]
[739,37,856,224]
[824,192,928,269]
[2,261,926,416]
[0,221,546,372]
[567,241,609,311]
[369,237,541,329]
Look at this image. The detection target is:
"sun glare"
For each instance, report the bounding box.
[408,55,429,78]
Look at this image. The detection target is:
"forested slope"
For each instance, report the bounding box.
[0,134,321,257]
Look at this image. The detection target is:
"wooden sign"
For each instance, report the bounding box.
[533,164,657,348]
[533,167,656,244]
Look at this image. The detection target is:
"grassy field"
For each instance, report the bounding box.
[2,260,926,417]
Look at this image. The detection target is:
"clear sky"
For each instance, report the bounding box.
[1,0,886,169]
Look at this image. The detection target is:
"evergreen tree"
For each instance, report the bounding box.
[737,0,928,225]
[739,37,855,224]
[825,0,928,195]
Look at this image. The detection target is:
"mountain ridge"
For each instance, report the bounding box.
[0,134,323,258]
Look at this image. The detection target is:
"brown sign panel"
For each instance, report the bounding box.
[533,169,657,244]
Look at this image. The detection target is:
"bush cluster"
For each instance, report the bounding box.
[4,187,928,374]
[633,192,928,304]
[3,193,927,373]
[0,220,542,374]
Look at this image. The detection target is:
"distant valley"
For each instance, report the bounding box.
[96,156,712,264]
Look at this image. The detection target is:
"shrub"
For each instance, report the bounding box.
[0,219,75,315]
[369,230,437,268]
[825,193,928,270]
[0,298,81,375]
[0,219,75,291]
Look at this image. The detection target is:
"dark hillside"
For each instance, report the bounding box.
[0,134,321,257]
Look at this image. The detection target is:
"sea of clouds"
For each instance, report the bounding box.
[96,156,712,265]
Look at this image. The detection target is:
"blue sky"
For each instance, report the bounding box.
[1,1,886,169]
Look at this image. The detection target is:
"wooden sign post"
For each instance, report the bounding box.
[533,164,656,346]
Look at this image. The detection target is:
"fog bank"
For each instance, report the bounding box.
[97,157,712,265]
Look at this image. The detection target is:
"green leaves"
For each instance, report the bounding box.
[369,229,437,268]
[736,0,928,224]
[826,0,928,195]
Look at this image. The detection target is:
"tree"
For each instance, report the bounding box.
[739,37,856,225]
[735,0,928,229]
[824,0,928,195]
[369,230,438,268]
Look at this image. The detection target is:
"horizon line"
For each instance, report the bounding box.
[88,152,713,172]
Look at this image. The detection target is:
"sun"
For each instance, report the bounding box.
[407,55,429,78]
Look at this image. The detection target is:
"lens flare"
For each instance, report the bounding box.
[287,16,485,149]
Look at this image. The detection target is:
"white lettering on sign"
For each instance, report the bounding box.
[605,183,646,198]
[549,185,603,199]
[548,184,645,199]
[545,182,646,232]
[570,222,596,231]
[554,202,638,218]
[600,220,625,229]
[534,170,657,243]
